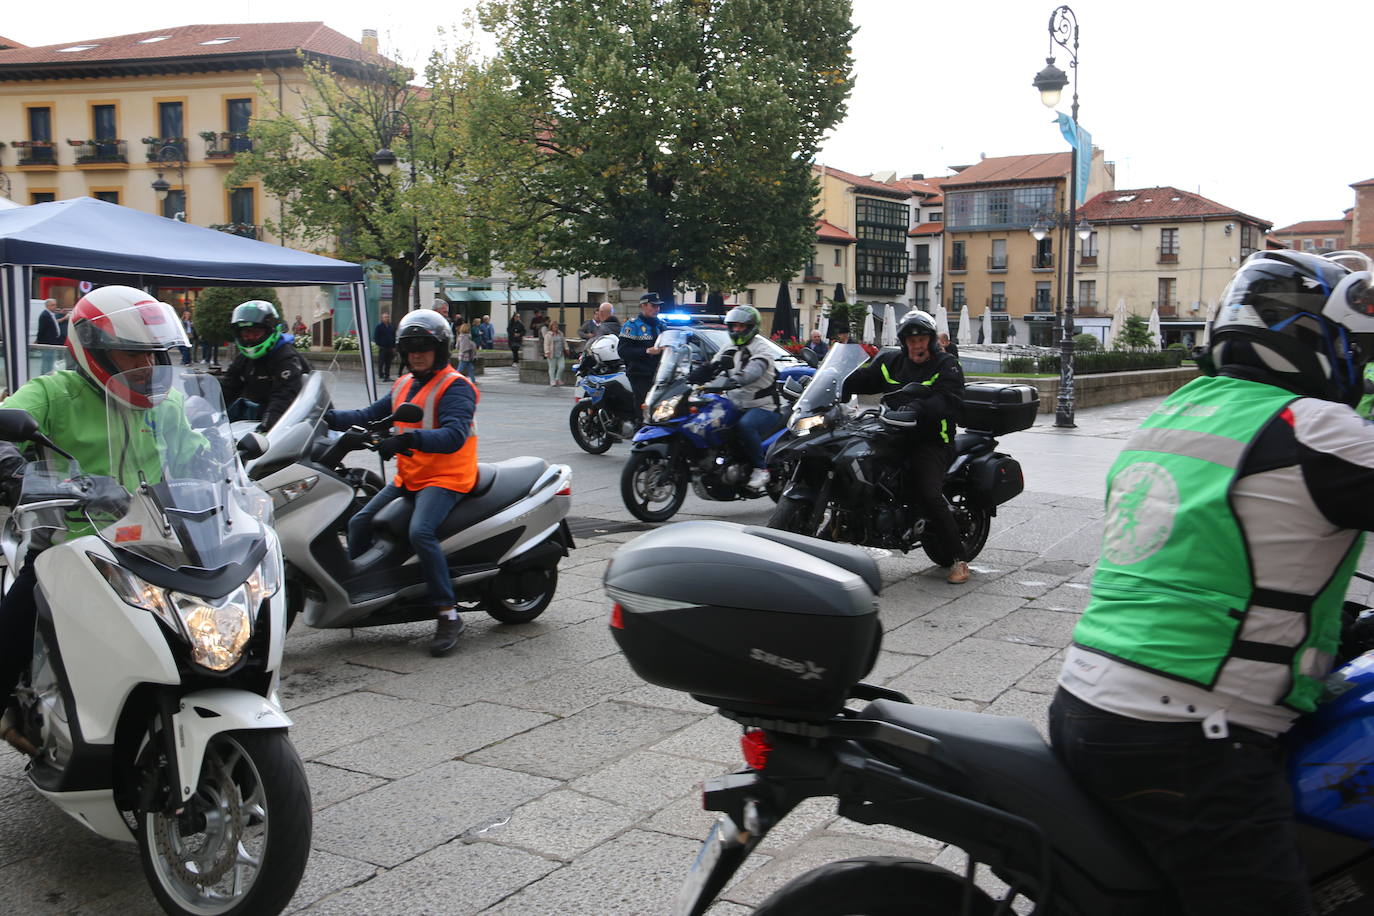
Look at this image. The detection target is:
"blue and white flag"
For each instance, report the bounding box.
[1055,112,1092,203]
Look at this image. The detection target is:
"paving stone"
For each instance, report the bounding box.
[1016,652,1067,696]
[867,648,925,685]
[881,594,1027,656]
[754,796,836,853]
[313,760,558,868]
[482,788,638,859]
[286,848,379,912]
[479,829,705,915]
[297,840,558,916]
[316,702,554,778]
[0,840,142,914]
[304,761,388,810]
[978,574,1060,599]
[369,645,558,703]
[650,714,745,766]
[68,885,160,915]
[888,638,1056,703]
[494,654,642,716]
[537,595,613,627]
[640,790,723,841]
[513,617,621,664]
[893,691,984,713]
[280,660,387,711]
[468,701,700,779]
[570,750,726,812]
[289,691,451,760]
[1025,582,1094,613]
[977,608,1080,648]
[614,682,720,714]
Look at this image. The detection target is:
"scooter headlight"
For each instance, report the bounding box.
[651,394,683,422]
[171,589,253,671]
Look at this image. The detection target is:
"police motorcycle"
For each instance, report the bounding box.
[569,335,641,454]
[606,521,1374,916]
[0,369,310,916]
[765,342,1036,565]
[619,327,813,523]
[245,371,574,630]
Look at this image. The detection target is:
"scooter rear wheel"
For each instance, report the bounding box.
[570,402,614,454]
[485,567,558,624]
[753,856,998,915]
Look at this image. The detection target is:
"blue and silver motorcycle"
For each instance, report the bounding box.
[569,336,641,454]
[619,329,810,522]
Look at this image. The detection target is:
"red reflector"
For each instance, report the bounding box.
[689,406,699,414]
[610,603,625,629]
[556,482,572,496]
[740,729,772,770]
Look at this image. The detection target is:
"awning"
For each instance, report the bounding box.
[446,289,552,303]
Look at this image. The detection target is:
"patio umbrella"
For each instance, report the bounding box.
[934,306,951,342]
[880,303,898,346]
[705,290,725,310]
[861,305,876,345]
[1105,298,1128,350]
[1147,306,1162,350]
[981,307,993,345]
[773,282,798,341]
[957,305,974,345]
[816,310,828,340]
[833,283,847,303]
[1199,299,1217,348]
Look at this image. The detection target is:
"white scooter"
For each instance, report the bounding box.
[246,372,575,630]
[0,369,310,916]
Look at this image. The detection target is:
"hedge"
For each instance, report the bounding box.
[1004,349,1186,375]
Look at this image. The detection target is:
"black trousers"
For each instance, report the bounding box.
[1049,688,1313,916]
[0,556,38,705]
[377,346,395,380]
[910,442,964,563]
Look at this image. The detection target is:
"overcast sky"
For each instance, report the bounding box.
[6,0,1370,229]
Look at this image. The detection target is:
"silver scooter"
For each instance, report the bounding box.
[246,372,575,630]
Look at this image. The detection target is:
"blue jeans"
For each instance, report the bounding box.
[347,483,463,607]
[736,407,784,469]
[457,359,474,378]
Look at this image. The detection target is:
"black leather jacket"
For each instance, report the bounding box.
[842,348,964,445]
[220,342,312,430]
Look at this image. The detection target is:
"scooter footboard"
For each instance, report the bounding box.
[171,689,291,803]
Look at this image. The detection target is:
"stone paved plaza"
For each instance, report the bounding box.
[4,364,1369,915]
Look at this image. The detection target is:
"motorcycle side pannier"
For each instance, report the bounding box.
[969,452,1024,507]
[962,383,1040,435]
[605,521,882,721]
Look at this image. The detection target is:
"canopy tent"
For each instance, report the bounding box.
[0,198,371,398]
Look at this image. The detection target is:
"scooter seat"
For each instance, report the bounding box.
[371,457,550,542]
[858,698,1161,892]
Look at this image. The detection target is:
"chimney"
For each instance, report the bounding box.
[361,29,378,54]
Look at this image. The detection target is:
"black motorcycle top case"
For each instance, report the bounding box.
[962,383,1040,435]
[605,521,882,721]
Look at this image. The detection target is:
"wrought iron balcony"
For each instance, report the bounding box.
[144,137,187,162]
[70,139,127,165]
[13,141,56,166]
[802,274,823,284]
[203,131,252,159]
[986,255,1008,271]
[948,256,967,271]
[1030,297,1055,313]
[1033,252,1054,269]
[1152,300,1178,317]
[986,296,1008,312]
[210,223,261,240]
[911,258,931,274]
[1156,246,1179,264]
[1079,253,1098,266]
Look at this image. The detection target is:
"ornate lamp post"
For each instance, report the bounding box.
[373,111,423,311]
[1032,4,1082,428]
[149,144,185,220]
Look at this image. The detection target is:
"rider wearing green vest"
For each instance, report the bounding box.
[1051,250,1374,916]
[1358,361,1374,418]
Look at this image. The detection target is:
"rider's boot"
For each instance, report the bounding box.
[747,467,770,491]
[430,608,466,657]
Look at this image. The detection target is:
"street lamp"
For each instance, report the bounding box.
[149,144,185,220]
[1032,4,1083,428]
[373,111,422,311]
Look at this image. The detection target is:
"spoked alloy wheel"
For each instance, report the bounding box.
[485,566,558,624]
[620,453,687,522]
[138,731,311,916]
[569,402,614,454]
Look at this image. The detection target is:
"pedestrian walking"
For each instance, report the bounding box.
[179,309,195,366]
[543,321,569,386]
[456,322,477,380]
[374,311,396,381]
[477,315,494,349]
[508,314,526,367]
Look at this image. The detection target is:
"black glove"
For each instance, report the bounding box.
[0,453,24,507]
[898,381,934,398]
[687,363,721,385]
[377,433,417,461]
[323,409,339,430]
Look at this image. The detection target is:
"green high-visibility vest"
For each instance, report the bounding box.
[1074,375,1363,713]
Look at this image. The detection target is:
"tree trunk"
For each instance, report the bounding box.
[646,266,679,305]
[388,260,416,325]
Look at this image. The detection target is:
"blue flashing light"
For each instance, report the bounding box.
[662,312,693,323]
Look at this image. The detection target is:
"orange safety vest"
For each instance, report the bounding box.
[389,366,480,492]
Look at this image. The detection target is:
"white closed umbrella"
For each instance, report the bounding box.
[934,306,951,342]
[1105,298,1128,350]
[1147,306,1162,350]
[861,305,876,345]
[957,305,974,345]
[1199,299,1216,348]
[816,310,828,340]
[981,307,993,345]
[880,303,898,346]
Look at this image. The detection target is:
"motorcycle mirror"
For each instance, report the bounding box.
[236,431,268,460]
[0,408,38,443]
[799,349,819,368]
[393,403,423,424]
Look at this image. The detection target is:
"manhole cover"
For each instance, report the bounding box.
[567,517,654,538]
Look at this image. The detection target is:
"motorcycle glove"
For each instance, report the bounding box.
[323,409,339,429]
[377,433,417,461]
[686,362,721,385]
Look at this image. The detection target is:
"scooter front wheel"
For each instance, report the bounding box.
[569,401,614,454]
[753,856,998,915]
[137,730,311,916]
[486,567,558,624]
[620,452,687,522]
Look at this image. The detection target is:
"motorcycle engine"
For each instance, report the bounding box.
[719,461,750,487]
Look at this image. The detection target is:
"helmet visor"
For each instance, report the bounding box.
[75,300,188,352]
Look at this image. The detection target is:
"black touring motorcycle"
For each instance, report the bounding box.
[766,343,1036,565]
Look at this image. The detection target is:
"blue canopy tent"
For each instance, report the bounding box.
[0,198,374,398]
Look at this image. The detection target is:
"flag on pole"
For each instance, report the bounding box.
[1055,113,1092,202]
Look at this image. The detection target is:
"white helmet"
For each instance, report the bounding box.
[67,285,187,408]
[588,335,621,364]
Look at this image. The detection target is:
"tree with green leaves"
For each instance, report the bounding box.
[227,46,490,320]
[194,286,282,348]
[1115,314,1156,350]
[472,0,856,299]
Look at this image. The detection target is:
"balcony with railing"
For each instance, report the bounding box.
[986,296,1007,312]
[1156,246,1179,264]
[12,141,57,167]
[1030,296,1055,313]
[986,255,1007,272]
[1079,252,1098,267]
[911,258,931,275]
[948,255,967,272]
[1032,251,1054,270]
[211,223,261,240]
[802,274,823,284]
[203,131,252,160]
[1152,300,1178,317]
[913,297,930,311]
[70,139,127,165]
[143,137,187,162]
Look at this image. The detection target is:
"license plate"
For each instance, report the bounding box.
[673,817,733,916]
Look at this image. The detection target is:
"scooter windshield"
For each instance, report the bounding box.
[792,343,871,417]
[254,370,334,468]
[89,367,271,571]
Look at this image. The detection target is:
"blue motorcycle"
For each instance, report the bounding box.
[619,329,810,522]
[569,338,640,454]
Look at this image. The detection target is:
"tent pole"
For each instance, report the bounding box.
[353,281,376,403]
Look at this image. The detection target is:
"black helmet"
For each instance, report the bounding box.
[396,309,454,378]
[1209,250,1374,404]
[230,300,283,359]
[896,310,938,343]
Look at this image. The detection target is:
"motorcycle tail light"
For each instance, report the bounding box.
[741,729,772,770]
[610,603,625,629]
[557,479,572,496]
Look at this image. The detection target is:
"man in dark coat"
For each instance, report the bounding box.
[374,311,397,381]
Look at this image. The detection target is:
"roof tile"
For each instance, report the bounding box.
[941,152,1071,187]
[815,164,911,199]
[816,219,856,243]
[1273,219,1348,236]
[1078,186,1269,228]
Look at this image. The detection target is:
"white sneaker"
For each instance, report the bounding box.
[748,468,770,490]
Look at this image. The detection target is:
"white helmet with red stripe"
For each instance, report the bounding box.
[66,286,188,408]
